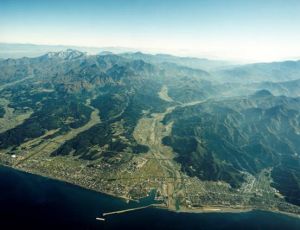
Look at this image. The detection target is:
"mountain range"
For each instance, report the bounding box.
[0,49,299,215]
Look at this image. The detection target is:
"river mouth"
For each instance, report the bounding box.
[1,165,300,230]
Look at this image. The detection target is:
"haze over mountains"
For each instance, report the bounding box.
[0,43,138,59]
[0,47,299,215]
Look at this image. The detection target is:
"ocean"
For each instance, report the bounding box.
[0,165,299,230]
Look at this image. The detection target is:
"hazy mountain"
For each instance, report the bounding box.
[252,79,300,97]
[0,43,138,59]
[120,52,232,71]
[216,60,300,83]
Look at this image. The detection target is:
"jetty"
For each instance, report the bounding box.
[102,204,154,217]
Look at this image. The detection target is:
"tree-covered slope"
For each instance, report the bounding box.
[163,92,300,204]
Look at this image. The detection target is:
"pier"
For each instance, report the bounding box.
[101,204,154,217]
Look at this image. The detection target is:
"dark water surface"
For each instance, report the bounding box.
[0,165,300,230]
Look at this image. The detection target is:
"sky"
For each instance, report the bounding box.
[1,0,300,61]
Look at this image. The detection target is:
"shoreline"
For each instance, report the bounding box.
[167,205,300,219]
[155,203,300,220]
[1,163,300,219]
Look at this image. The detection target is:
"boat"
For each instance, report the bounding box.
[96,217,105,221]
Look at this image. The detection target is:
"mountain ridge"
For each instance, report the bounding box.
[0,50,299,215]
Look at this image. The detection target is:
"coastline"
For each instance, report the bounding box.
[0,163,137,204]
[169,205,300,219]
[156,203,300,220]
[1,163,300,219]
